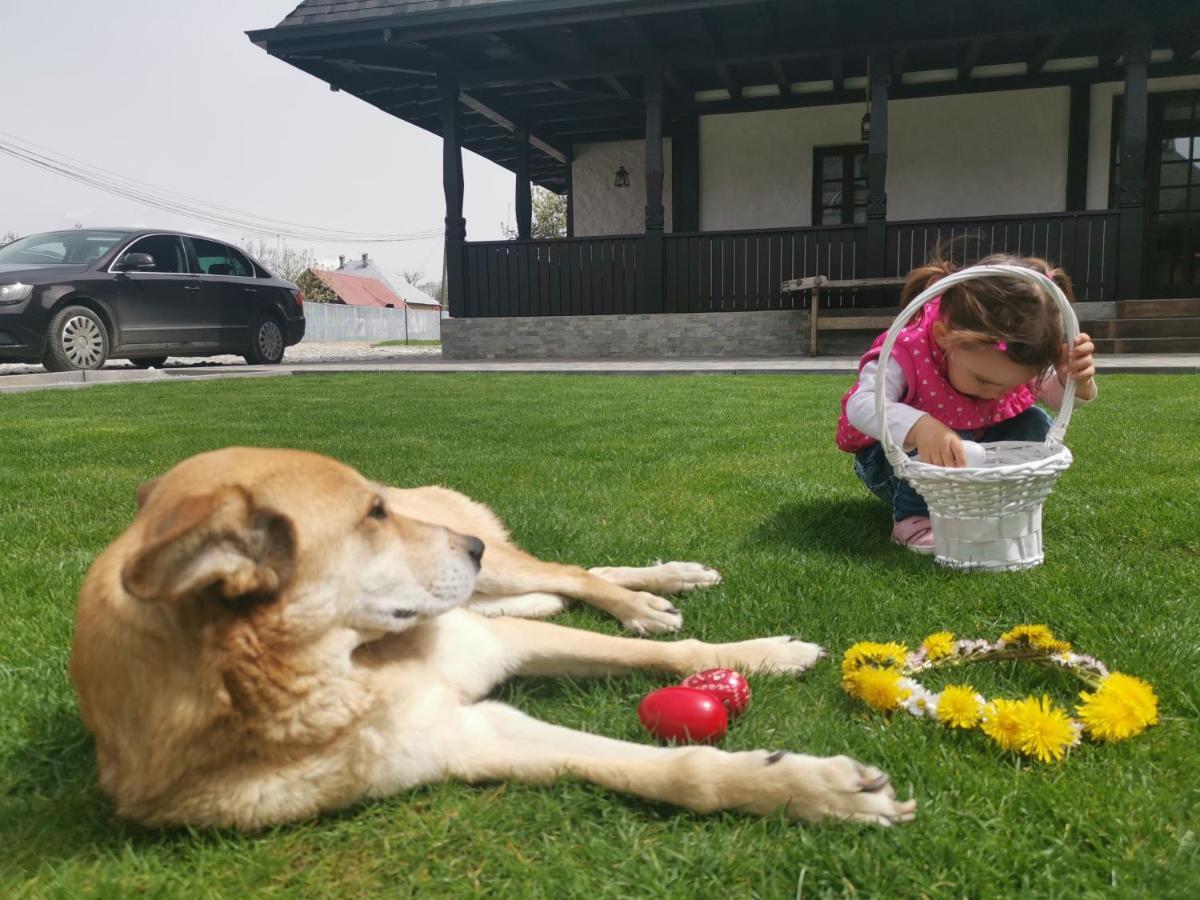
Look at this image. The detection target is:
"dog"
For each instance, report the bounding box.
[70,447,916,830]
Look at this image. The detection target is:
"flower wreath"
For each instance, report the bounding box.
[841,625,1159,762]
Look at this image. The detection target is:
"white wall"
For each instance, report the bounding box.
[700,87,1070,231]
[571,139,673,236]
[1086,74,1200,209]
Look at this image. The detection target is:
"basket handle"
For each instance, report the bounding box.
[874,264,1080,472]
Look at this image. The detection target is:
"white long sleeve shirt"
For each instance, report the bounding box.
[845,358,1084,450]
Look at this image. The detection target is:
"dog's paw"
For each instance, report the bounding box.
[807,755,918,827]
[651,561,722,594]
[620,592,684,635]
[704,636,827,675]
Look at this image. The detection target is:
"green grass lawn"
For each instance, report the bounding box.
[1,373,1197,898]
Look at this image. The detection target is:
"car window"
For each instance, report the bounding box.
[123,235,189,274]
[191,238,240,276]
[226,246,255,278]
[0,230,128,265]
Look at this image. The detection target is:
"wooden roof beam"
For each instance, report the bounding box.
[770,60,792,96]
[830,51,844,91]
[603,76,632,98]
[691,11,741,99]
[458,91,571,163]
[1028,33,1065,73]
[958,36,986,79]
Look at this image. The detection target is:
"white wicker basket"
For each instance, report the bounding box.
[875,264,1079,571]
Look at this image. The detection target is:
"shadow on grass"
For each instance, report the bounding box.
[750,497,897,560]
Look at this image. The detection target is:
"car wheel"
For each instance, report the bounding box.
[128,357,168,369]
[244,314,285,365]
[43,305,110,372]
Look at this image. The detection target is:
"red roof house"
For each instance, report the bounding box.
[309,269,406,308]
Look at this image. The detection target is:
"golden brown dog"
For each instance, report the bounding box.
[70,447,916,830]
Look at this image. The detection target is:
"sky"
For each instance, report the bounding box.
[0,0,516,284]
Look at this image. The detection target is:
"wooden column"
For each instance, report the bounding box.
[439,77,466,316]
[641,70,665,312]
[564,161,574,238]
[1116,28,1152,300]
[1066,83,1091,211]
[866,48,891,278]
[672,113,700,233]
[514,129,532,240]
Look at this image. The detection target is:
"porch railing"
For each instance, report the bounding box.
[462,235,641,317]
[886,211,1119,301]
[663,225,864,312]
[455,211,1119,316]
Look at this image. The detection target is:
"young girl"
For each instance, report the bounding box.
[835,253,1099,553]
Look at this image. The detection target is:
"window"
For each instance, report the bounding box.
[0,229,128,265]
[123,235,188,273]
[226,246,255,278]
[1111,90,1200,291]
[191,238,240,276]
[813,145,868,226]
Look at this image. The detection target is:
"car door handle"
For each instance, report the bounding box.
[183,285,201,291]
[243,286,258,292]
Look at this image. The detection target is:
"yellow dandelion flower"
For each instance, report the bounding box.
[1077,672,1160,742]
[999,624,1054,647]
[980,699,1024,751]
[921,631,956,660]
[1013,695,1076,762]
[1036,637,1072,653]
[843,667,909,711]
[840,641,908,678]
[936,684,983,729]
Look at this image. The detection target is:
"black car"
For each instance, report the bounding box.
[0,228,305,370]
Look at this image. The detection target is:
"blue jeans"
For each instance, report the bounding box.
[853,406,1053,521]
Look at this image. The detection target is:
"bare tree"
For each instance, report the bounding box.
[239,237,320,283]
[1,229,17,245]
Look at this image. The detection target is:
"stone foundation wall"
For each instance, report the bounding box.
[443,310,813,359]
[443,301,1117,360]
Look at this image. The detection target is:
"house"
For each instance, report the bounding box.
[249,0,1200,358]
[304,253,444,311]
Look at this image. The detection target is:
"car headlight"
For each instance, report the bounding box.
[0,282,33,305]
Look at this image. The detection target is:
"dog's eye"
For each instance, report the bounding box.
[367,498,388,521]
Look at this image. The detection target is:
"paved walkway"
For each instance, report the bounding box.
[2,344,1197,394]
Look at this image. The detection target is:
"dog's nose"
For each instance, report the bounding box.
[465,536,485,568]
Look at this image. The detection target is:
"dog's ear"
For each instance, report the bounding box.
[135,477,160,509]
[122,485,296,603]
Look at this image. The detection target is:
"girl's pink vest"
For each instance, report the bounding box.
[835,297,1038,453]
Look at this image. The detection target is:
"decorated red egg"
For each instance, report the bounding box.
[681,668,752,718]
[637,686,728,744]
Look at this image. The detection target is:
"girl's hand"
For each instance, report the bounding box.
[1058,333,1098,400]
[907,415,967,467]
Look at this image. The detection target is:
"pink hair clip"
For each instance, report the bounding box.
[995,340,1008,352]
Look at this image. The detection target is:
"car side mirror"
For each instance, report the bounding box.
[117,252,156,271]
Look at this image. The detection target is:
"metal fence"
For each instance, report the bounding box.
[302,302,441,342]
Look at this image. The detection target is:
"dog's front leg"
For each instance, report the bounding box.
[447,702,915,826]
[484,615,825,678]
[474,545,685,635]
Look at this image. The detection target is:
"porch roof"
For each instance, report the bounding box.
[250,0,1200,191]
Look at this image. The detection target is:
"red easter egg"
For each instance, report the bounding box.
[637,686,728,744]
[681,668,752,718]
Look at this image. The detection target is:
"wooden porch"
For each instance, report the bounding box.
[249,0,1200,354]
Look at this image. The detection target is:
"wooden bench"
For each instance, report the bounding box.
[782,275,908,357]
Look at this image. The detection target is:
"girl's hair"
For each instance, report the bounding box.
[901,238,1075,371]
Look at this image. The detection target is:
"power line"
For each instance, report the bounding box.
[0,132,444,244]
